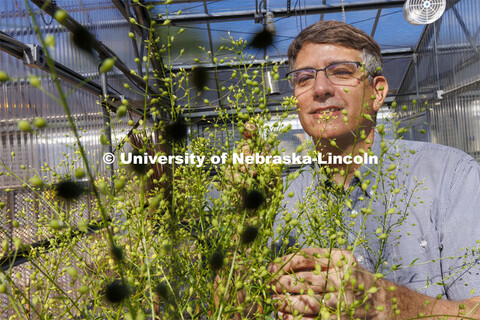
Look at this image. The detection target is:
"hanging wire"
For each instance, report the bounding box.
[341,0,346,23]
[40,0,56,26]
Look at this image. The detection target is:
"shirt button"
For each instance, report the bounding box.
[357,255,364,264]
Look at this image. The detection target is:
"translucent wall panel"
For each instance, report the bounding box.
[0,2,137,316]
[395,0,480,161]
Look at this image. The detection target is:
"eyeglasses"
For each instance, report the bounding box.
[286,61,364,92]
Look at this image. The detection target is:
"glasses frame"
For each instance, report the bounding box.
[286,61,367,90]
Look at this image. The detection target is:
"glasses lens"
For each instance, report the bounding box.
[289,69,316,89]
[326,62,360,85]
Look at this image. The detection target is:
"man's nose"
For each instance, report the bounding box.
[312,71,335,99]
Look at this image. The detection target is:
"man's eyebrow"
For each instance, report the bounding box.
[296,60,358,69]
[324,59,356,66]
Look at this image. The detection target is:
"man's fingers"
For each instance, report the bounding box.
[271,271,336,294]
[272,293,327,316]
[273,292,339,315]
[269,248,331,274]
[277,311,317,320]
[269,248,355,274]
[242,121,257,140]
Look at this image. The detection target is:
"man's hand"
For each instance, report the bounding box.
[220,120,279,196]
[268,248,382,319]
[268,248,480,319]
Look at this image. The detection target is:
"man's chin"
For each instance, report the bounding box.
[310,125,348,141]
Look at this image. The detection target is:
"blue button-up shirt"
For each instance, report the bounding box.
[275,135,480,301]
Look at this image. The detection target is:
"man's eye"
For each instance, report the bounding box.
[330,68,354,77]
[295,72,314,85]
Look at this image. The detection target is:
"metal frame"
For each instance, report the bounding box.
[153,0,406,25]
[30,0,160,97]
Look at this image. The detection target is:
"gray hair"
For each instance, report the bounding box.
[288,21,384,83]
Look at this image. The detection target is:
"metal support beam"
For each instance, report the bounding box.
[0,32,148,117]
[203,0,223,107]
[111,0,143,35]
[110,0,145,77]
[451,5,480,57]
[30,0,160,97]
[166,47,414,71]
[155,0,405,25]
[320,0,327,21]
[371,9,382,37]
[0,34,107,98]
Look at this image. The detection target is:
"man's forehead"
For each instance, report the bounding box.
[297,43,362,63]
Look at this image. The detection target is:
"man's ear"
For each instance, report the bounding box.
[372,76,389,112]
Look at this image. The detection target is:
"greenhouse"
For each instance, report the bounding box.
[1,0,480,319]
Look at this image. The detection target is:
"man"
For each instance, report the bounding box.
[269,21,480,319]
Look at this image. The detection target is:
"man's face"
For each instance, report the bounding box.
[293,42,386,147]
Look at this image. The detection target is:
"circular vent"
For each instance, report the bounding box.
[403,0,447,25]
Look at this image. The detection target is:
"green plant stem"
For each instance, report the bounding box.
[24,1,137,317]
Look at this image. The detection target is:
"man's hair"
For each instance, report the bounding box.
[287,20,383,79]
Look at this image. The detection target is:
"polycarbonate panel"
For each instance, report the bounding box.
[153,1,424,65]
[373,8,424,49]
[1,0,147,101]
[0,0,135,262]
[156,23,210,65]
[153,1,210,16]
[382,56,412,92]
[395,0,480,161]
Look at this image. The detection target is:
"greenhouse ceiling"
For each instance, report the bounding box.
[1,0,455,108]
[149,0,428,96]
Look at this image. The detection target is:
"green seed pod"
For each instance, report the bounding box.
[100,134,109,145]
[66,267,78,278]
[49,219,65,230]
[74,168,86,179]
[13,238,21,250]
[117,105,127,117]
[78,285,89,294]
[114,177,126,190]
[29,75,41,88]
[387,164,396,171]
[77,220,88,233]
[54,9,68,23]
[0,71,9,82]
[18,120,33,132]
[29,176,44,187]
[100,58,115,73]
[45,34,56,48]
[362,114,373,121]
[33,117,47,128]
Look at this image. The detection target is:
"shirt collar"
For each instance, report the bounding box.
[313,132,384,198]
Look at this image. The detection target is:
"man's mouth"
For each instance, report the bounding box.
[311,107,342,116]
